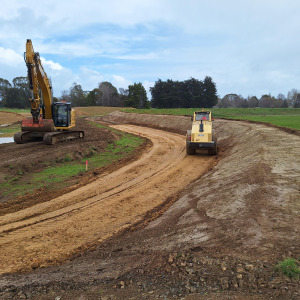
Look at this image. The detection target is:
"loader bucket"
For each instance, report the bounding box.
[21,117,55,132]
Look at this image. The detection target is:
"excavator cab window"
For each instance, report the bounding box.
[52,103,71,128]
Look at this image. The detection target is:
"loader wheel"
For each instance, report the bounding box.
[209,137,218,155]
[186,143,195,155]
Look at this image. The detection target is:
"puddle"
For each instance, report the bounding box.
[0,137,14,144]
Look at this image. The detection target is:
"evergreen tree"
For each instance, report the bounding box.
[5,88,29,108]
[1,77,30,108]
[69,83,86,107]
[0,78,12,106]
[125,83,149,109]
[185,78,204,108]
[86,88,101,106]
[202,76,218,107]
[150,76,218,108]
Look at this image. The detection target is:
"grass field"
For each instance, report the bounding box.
[0,108,30,113]
[122,108,300,131]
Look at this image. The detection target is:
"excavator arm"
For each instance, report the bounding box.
[25,39,53,122]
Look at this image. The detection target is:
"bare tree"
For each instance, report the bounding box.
[287,89,300,108]
[98,82,120,106]
[59,90,71,102]
[248,96,259,108]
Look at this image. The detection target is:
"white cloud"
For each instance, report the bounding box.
[1,1,300,98]
[112,75,132,89]
[47,68,77,96]
[40,57,63,71]
[142,80,155,98]
[0,47,23,66]
[78,67,105,91]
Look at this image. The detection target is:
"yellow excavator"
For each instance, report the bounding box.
[14,39,84,145]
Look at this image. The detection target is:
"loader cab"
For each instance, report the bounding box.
[52,102,72,128]
[194,111,211,122]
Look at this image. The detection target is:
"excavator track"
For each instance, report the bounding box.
[14,131,30,144]
[43,131,84,145]
[14,131,45,144]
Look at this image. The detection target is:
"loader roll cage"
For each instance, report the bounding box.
[194,112,210,121]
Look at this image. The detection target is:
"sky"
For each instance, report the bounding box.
[0,0,299,99]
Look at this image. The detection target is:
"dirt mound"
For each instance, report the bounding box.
[0,111,26,125]
[101,110,190,135]
[0,111,299,299]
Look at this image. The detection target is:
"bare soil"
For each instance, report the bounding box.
[0,110,299,300]
[0,111,25,125]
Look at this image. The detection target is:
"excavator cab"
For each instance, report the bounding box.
[52,102,72,128]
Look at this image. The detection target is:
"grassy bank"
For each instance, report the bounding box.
[122,108,300,131]
[0,124,20,137]
[0,123,144,199]
[0,108,30,113]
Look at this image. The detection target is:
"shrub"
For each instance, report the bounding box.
[276,258,300,279]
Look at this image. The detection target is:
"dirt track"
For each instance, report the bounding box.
[0,124,215,274]
[0,110,299,299]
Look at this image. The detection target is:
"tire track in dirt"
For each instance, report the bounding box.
[0,124,214,274]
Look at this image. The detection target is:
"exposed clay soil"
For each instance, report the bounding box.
[0,111,25,125]
[0,110,299,300]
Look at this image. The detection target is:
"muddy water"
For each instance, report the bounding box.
[0,137,14,144]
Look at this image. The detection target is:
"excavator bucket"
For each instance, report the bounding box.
[21,117,55,132]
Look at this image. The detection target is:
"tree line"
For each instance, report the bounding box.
[60,81,149,108]
[217,91,300,108]
[150,77,218,108]
[0,77,31,108]
[0,77,149,109]
[1,75,300,109]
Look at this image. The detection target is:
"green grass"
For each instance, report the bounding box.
[0,108,30,113]
[276,258,300,279]
[121,108,300,130]
[32,130,143,188]
[0,124,21,137]
[0,108,24,136]
[0,123,144,198]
